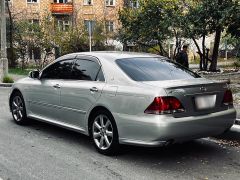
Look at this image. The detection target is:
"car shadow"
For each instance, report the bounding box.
[214,126,240,144]
[14,118,240,173]
[22,118,94,150]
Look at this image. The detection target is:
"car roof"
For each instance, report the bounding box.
[58,51,164,62]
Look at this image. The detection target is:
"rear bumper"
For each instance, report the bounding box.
[115,108,236,147]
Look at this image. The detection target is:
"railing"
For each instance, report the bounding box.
[50,3,73,14]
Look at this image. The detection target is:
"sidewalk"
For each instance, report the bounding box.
[10,74,26,82]
[235,104,240,119]
[189,61,235,69]
[0,74,26,87]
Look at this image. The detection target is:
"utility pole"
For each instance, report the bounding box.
[89,21,92,52]
[225,41,228,61]
[0,0,8,81]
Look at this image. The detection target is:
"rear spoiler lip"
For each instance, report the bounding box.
[164,80,230,90]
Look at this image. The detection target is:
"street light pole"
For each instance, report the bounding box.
[89,21,92,52]
[1,0,8,81]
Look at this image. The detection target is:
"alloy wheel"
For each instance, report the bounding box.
[12,96,24,122]
[92,114,113,150]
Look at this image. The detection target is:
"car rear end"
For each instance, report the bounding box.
[115,56,236,146]
[142,79,236,144]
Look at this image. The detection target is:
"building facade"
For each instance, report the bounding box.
[7,0,130,33]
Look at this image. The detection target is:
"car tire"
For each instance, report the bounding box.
[90,109,120,155]
[10,92,29,125]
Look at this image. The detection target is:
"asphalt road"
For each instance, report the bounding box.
[0,87,240,180]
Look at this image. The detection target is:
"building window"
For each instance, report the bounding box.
[84,0,93,5]
[58,20,70,31]
[106,0,115,6]
[84,20,95,34]
[5,0,12,6]
[130,0,139,8]
[29,19,40,32]
[54,0,69,3]
[29,47,41,60]
[29,19,40,24]
[105,21,114,33]
[27,0,38,3]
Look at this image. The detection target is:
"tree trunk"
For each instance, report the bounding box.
[202,35,206,70]
[173,29,180,60]
[6,1,16,68]
[192,38,203,71]
[210,29,221,71]
[158,42,169,57]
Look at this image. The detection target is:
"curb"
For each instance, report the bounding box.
[201,71,240,77]
[235,119,240,125]
[0,83,13,87]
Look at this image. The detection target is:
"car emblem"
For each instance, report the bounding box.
[200,87,207,92]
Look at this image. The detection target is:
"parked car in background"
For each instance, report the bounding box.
[9,52,236,155]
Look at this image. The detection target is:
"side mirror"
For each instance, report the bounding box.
[29,70,40,79]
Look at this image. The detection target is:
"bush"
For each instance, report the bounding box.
[3,76,14,83]
[233,61,240,68]
[9,68,31,75]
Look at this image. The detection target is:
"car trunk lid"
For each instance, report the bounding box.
[141,78,230,117]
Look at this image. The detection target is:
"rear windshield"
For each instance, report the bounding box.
[116,57,200,81]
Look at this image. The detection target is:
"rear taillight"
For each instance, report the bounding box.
[144,97,185,114]
[223,90,233,105]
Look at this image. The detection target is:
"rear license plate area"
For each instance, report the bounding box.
[195,94,216,110]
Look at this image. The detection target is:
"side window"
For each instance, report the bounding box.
[96,68,105,82]
[72,59,101,81]
[41,59,74,79]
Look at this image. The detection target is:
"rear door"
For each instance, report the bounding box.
[59,56,105,128]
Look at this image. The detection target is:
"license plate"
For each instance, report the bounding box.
[195,95,216,110]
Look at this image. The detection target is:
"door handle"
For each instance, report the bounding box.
[90,87,98,92]
[53,84,61,89]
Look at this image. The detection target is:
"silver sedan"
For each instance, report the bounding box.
[9,52,236,155]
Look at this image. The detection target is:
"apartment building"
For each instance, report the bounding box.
[3,0,139,60]
[7,0,133,33]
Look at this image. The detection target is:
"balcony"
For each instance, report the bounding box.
[50,3,73,14]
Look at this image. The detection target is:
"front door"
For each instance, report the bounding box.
[27,59,74,121]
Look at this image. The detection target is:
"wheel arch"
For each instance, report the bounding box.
[87,106,115,135]
[9,88,24,112]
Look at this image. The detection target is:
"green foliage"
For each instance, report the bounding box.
[119,0,240,70]
[148,45,160,54]
[234,61,240,68]
[226,0,240,38]
[54,22,108,55]
[177,0,240,71]
[12,15,110,69]
[221,34,240,57]
[119,0,181,56]
[9,68,31,75]
[180,0,239,36]
[3,76,14,83]
[13,17,54,69]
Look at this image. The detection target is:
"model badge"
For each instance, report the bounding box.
[200,87,207,92]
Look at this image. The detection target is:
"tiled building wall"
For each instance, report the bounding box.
[9,0,51,20]
[9,0,124,31]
